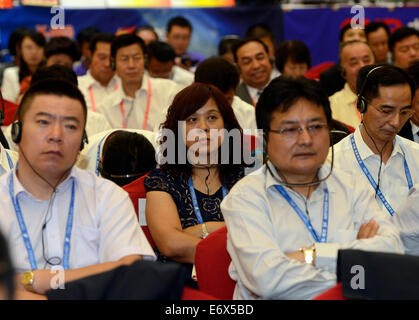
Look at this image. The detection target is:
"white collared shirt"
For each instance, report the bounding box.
[231,96,257,131]
[411,121,419,143]
[78,72,121,112]
[97,75,182,132]
[0,145,17,176]
[170,65,194,87]
[330,126,419,215]
[76,128,158,174]
[329,83,360,129]
[0,165,156,273]
[1,66,20,103]
[246,85,264,106]
[221,162,402,300]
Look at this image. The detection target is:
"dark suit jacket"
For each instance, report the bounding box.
[399,121,414,141]
[235,82,253,106]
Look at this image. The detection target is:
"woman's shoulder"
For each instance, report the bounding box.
[145,168,186,192]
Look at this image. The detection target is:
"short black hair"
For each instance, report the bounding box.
[356,63,416,103]
[232,38,270,63]
[245,23,275,44]
[167,16,192,33]
[45,36,81,62]
[76,26,101,46]
[275,40,312,73]
[256,76,332,133]
[18,79,87,126]
[218,35,241,56]
[111,34,147,60]
[365,21,390,38]
[194,57,239,93]
[89,33,116,55]
[101,130,157,187]
[31,64,78,86]
[407,60,419,90]
[7,27,31,57]
[389,26,419,53]
[147,41,175,62]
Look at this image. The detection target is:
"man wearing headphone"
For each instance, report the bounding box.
[97,34,182,131]
[329,40,375,130]
[0,79,155,298]
[331,64,419,218]
[77,33,119,113]
[221,76,402,300]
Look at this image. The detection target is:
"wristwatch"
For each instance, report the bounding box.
[201,223,209,239]
[300,246,316,265]
[22,270,35,292]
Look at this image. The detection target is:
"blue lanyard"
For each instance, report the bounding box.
[6,151,13,170]
[9,174,76,270]
[274,185,329,243]
[187,176,228,224]
[350,135,413,216]
[95,135,108,176]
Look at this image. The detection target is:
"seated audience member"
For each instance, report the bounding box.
[389,26,419,69]
[146,41,194,87]
[275,40,311,79]
[76,129,157,175]
[0,79,155,299]
[165,16,206,71]
[329,40,375,129]
[320,24,367,97]
[4,65,111,151]
[73,27,101,76]
[245,23,280,79]
[97,130,157,187]
[1,30,45,103]
[221,76,403,300]
[99,34,182,131]
[135,25,159,45]
[365,21,391,64]
[331,64,419,216]
[0,231,14,300]
[77,33,119,113]
[194,57,257,131]
[218,34,241,65]
[399,61,419,142]
[144,83,246,267]
[233,39,273,106]
[44,36,80,69]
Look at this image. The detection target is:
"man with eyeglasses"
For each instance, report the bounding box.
[220,76,402,300]
[331,64,419,217]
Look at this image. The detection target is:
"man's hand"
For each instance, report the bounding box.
[357,219,379,239]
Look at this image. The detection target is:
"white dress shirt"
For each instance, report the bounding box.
[97,75,182,132]
[0,145,17,176]
[221,161,402,300]
[2,110,112,152]
[78,72,121,112]
[0,165,156,273]
[1,66,20,103]
[329,83,360,129]
[170,65,194,88]
[76,129,157,174]
[330,126,419,215]
[231,96,257,131]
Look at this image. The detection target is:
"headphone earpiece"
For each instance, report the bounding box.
[356,95,368,114]
[110,59,116,71]
[11,121,22,144]
[80,131,88,151]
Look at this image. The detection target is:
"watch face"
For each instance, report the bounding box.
[22,271,33,285]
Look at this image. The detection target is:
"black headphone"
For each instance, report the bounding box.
[10,104,88,151]
[356,66,385,114]
[110,58,116,71]
[0,90,4,126]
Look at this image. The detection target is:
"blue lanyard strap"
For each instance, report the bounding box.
[95,135,108,176]
[9,175,76,270]
[274,185,329,243]
[6,152,13,170]
[350,135,413,216]
[188,176,228,224]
